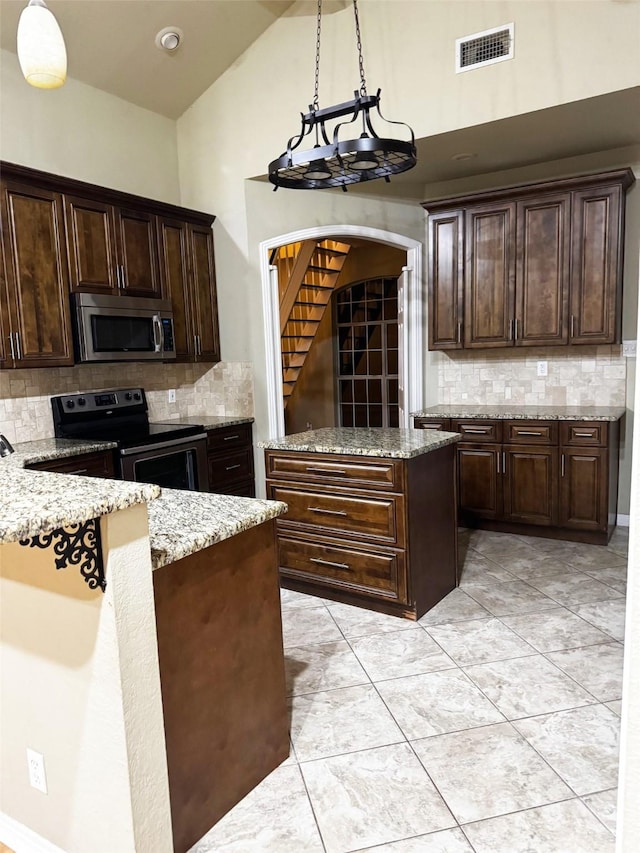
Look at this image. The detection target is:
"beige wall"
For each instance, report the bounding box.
[0,504,172,852]
[0,48,180,204]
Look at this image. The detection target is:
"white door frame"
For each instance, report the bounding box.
[260,224,423,438]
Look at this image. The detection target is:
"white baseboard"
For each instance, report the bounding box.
[0,813,66,853]
[617,514,630,527]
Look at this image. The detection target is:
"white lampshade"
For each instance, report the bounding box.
[17,0,67,89]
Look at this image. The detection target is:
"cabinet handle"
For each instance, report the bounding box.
[223,435,240,441]
[9,333,16,360]
[457,321,462,345]
[502,451,506,474]
[574,432,594,438]
[225,464,241,471]
[310,557,350,570]
[196,335,202,356]
[462,427,489,434]
[307,467,347,476]
[14,332,22,361]
[561,453,565,477]
[496,453,500,475]
[570,315,575,338]
[67,468,89,476]
[514,318,519,341]
[509,319,514,341]
[517,430,542,436]
[309,506,348,517]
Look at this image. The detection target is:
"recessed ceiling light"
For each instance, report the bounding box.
[451,152,477,161]
[155,26,183,52]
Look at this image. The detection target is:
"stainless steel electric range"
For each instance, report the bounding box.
[51,388,209,491]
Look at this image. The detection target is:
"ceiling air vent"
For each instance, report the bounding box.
[456,23,514,73]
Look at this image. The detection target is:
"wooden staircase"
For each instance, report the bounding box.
[274,239,351,407]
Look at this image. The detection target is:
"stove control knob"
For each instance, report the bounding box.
[65,400,75,409]
[77,397,86,406]
[124,392,133,401]
[133,392,142,401]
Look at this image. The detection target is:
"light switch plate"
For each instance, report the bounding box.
[168,389,176,403]
[622,340,637,358]
[537,361,548,377]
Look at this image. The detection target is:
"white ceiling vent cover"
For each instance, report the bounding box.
[456,23,514,73]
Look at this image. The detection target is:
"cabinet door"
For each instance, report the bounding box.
[457,444,502,520]
[570,184,623,344]
[189,224,220,362]
[428,210,464,349]
[503,446,558,526]
[115,207,162,298]
[464,202,515,348]
[559,447,607,531]
[515,194,570,346]
[65,195,119,293]
[1,180,74,367]
[157,217,195,360]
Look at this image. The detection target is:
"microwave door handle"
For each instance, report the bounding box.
[152,315,162,352]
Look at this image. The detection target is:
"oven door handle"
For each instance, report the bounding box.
[120,433,208,456]
[152,315,163,353]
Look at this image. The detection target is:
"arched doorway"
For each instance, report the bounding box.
[260,225,423,438]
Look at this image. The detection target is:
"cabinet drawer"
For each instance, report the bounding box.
[452,420,502,442]
[269,485,403,545]
[206,424,252,452]
[27,450,115,478]
[208,447,253,487]
[413,418,451,431]
[505,421,557,445]
[278,536,408,603]
[265,452,401,491]
[560,422,608,446]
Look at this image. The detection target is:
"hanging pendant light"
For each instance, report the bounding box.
[269,0,416,192]
[17,0,67,90]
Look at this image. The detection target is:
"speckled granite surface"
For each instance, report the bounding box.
[3,437,118,468]
[259,427,460,458]
[0,465,159,544]
[163,415,254,430]
[411,405,625,422]
[148,490,287,569]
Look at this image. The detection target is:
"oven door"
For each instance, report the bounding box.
[74,293,176,362]
[119,435,209,492]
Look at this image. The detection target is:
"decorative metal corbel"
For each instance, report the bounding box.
[19,518,106,592]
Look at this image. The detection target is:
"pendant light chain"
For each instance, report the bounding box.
[352,0,368,97]
[312,0,323,111]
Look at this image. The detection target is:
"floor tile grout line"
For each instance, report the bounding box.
[579,789,618,837]
[294,761,330,853]
[492,608,622,654]
[539,642,625,704]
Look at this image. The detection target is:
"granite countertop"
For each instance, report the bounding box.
[162,415,254,430]
[2,437,119,468]
[259,427,461,459]
[411,405,626,422]
[148,490,287,569]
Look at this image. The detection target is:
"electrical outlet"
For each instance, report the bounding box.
[27,748,47,794]
[537,361,548,377]
[622,340,637,358]
[167,389,176,403]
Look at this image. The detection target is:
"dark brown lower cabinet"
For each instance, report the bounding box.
[206,423,255,497]
[414,416,620,544]
[26,449,115,478]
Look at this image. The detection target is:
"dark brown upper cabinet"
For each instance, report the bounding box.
[424,169,633,351]
[157,217,220,363]
[66,195,161,298]
[1,179,74,368]
[1,161,220,367]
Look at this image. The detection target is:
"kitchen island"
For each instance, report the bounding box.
[0,443,288,853]
[260,427,461,621]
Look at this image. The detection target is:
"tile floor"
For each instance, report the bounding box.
[190,527,628,853]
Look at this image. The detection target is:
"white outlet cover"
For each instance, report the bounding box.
[168,389,176,403]
[537,361,548,377]
[27,748,47,794]
[622,340,637,358]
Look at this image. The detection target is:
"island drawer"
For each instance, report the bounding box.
[451,420,502,442]
[27,449,115,478]
[206,423,253,452]
[265,451,402,491]
[269,485,404,545]
[278,536,408,604]
[505,421,558,444]
[560,422,608,446]
[413,417,451,431]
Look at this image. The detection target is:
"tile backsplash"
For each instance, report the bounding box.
[434,345,626,407]
[0,361,254,444]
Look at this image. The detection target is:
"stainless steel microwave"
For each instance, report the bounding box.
[73,293,176,362]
